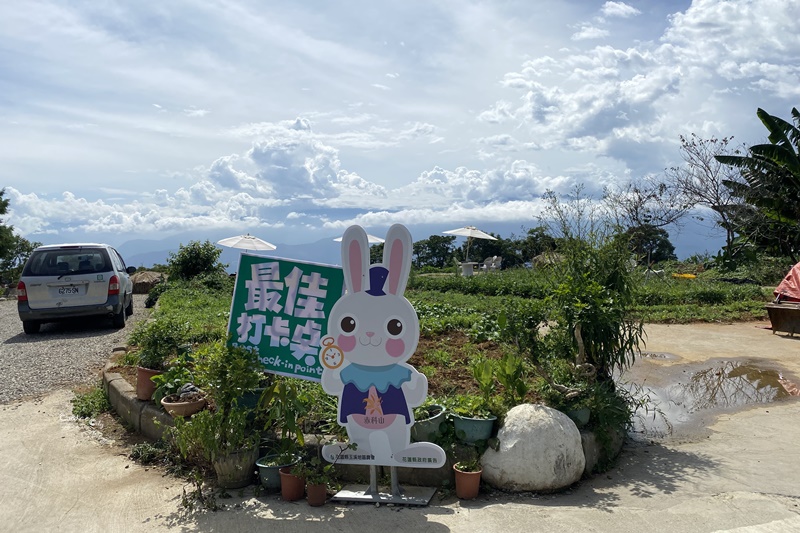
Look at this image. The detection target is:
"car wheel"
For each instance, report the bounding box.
[112,306,126,328]
[125,295,134,317]
[22,320,41,334]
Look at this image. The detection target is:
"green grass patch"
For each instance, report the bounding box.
[72,384,111,419]
[634,301,769,323]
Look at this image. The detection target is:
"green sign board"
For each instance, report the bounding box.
[226,254,345,382]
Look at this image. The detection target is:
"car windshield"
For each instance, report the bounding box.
[23,249,112,277]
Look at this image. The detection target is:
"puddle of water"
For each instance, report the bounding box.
[622,360,799,440]
[638,351,678,360]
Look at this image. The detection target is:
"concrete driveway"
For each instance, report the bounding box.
[1,320,799,532]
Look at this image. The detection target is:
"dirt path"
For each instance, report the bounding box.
[641,320,800,374]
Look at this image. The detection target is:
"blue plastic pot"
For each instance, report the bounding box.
[411,404,447,442]
[256,454,300,492]
[452,414,496,444]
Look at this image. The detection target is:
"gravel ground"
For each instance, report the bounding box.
[0,294,151,404]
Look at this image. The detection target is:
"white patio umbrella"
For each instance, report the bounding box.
[217,233,277,252]
[443,225,497,262]
[333,234,385,244]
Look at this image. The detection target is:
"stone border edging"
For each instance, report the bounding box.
[102,358,173,442]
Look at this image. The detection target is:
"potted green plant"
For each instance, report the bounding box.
[169,341,263,488]
[130,318,192,401]
[150,348,196,405]
[291,436,351,506]
[448,436,489,500]
[453,453,482,500]
[279,465,305,502]
[255,375,307,490]
[171,406,259,489]
[255,438,302,492]
[450,359,498,444]
[160,383,207,418]
[292,456,334,506]
[135,349,167,401]
[411,398,447,443]
[193,341,262,411]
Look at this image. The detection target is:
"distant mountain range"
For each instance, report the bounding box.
[116,218,724,272]
[123,237,344,273]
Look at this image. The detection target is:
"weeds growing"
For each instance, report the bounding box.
[71,384,110,419]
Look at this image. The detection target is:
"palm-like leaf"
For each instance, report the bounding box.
[715,108,800,261]
[758,107,800,152]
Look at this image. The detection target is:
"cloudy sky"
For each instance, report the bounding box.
[2,0,799,259]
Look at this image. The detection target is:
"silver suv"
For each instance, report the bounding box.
[17,243,137,334]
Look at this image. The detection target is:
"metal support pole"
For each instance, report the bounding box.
[390,466,404,498]
[367,465,379,495]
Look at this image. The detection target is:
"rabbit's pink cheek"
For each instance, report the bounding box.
[386,338,405,358]
[338,334,356,352]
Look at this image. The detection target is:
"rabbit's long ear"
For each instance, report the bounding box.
[383,224,412,296]
[341,225,370,293]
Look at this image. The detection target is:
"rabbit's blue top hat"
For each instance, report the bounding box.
[366,266,389,296]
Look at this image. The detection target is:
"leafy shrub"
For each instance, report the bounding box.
[546,234,643,380]
[132,282,231,363]
[168,240,226,281]
[193,341,262,411]
[497,299,547,356]
[151,350,197,404]
[145,280,169,308]
[634,278,770,306]
[409,268,551,298]
[171,407,258,465]
[129,317,192,370]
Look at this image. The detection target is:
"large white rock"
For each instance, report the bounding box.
[481,403,585,492]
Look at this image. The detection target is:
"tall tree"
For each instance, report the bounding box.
[0,189,14,261]
[0,234,41,282]
[715,108,800,263]
[369,242,384,264]
[603,174,691,231]
[664,134,746,256]
[625,224,676,264]
[466,233,503,265]
[519,226,557,263]
[0,190,40,282]
[412,235,455,268]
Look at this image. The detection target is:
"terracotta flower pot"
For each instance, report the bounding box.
[136,367,161,401]
[306,482,327,506]
[160,395,206,418]
[453,464,482,500]
[279,467,305,501]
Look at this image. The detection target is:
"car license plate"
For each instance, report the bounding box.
[58,287,79,295]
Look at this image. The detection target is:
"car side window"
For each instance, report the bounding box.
[23,252,50,276]
[112,249,129,272]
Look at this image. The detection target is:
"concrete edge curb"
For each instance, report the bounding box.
[102,360,173,441]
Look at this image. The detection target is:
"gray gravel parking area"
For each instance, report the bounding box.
[0,294,150,404]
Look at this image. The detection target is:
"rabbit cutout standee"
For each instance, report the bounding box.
[320,224,446,468]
